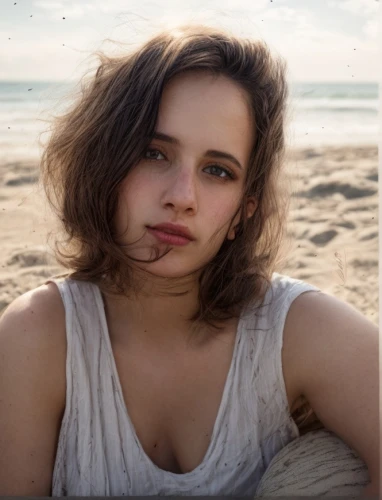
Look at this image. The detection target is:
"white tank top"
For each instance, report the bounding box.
[47,272,320,496]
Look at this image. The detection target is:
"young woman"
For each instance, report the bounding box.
[0,24,379,497]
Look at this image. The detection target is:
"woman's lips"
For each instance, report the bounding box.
[147,227,192,246]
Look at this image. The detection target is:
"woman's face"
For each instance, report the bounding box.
[114,71,257,279]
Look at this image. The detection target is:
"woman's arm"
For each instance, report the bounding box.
[0,284,66,496]
[361,480,380,497]
[284,290,379,492]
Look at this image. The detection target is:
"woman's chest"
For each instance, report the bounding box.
[110,324,238,474]
[108,321,300,475]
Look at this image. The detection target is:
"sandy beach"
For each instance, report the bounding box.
[0,145,378,325]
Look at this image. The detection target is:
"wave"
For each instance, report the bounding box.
[291,83,378,100]
[292,98,378,112]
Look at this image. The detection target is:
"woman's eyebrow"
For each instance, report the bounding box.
[152,131,243,170]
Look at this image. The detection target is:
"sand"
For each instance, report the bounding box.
[0,145,378,325]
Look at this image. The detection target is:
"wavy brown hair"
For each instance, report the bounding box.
[40,23,293,333]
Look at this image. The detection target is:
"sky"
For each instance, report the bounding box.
[1,0,380,82]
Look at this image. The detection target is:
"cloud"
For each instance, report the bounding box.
[271,15,378,82]
[0,25,102,81]
[363,19,378,38]
[6,0,379,82]
[33,1,66,10]
[261,7,301,22]
[259,8,320,41]
[328,0,379,15]
[286,20,374,50]
[33,0,268,15]
[33,0,90,18]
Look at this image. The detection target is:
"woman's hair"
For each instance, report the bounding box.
[40,22,292,336]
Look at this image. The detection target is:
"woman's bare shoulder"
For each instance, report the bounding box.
[0,281,67,412]
[2,280,64,315]
[0,282,67,495]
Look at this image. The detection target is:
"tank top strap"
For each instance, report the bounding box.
[235,272,321,467]
[45,277,114,495]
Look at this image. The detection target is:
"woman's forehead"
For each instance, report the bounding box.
[156,73,254,155]
[161,71,249,111]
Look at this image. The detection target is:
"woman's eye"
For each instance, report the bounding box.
[144,148,234,180]
[205,164,235,180]
[145,148,165,161]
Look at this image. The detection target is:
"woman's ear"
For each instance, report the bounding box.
[227,197,257,240]
[246,197,257,219]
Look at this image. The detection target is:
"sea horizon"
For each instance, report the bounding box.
[0,80,379,162]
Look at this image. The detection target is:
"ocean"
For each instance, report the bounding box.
[0,80,379,161]
[288,82,378,148]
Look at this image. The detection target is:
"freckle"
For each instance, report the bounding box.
[224,463,227,466]
[154,443,157,448]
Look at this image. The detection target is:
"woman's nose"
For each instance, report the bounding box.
[162,165,198,212]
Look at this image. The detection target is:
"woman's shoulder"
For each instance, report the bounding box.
[0,283,66,495]
[1,280,66,335]
[0,281,67,413]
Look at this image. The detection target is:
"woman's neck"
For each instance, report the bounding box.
[101,283,203,348]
